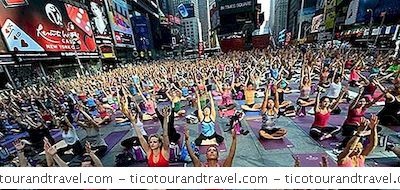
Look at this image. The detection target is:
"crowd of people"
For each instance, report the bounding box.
[1,46,400,168]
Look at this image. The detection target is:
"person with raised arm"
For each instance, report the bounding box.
[44,138,103,167]
[259,83,287,140]
[194,89,224,146]
[121,105,171,167]
[185,125,237,167]
[310,86,347,141]
[337,115,379,167]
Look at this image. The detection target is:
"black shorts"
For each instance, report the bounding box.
[246,103,255,108]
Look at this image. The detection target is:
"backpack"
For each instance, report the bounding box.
[169,142,180,162]
[179,141,199,162]
[115,150,135,167]
[0,146,9,160]
[132,146,146,162]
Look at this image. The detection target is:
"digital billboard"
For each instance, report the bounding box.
[218,0,255,15]
[105,0,135,48]
[0,0,97,52]
[87,0,114,58]
[131,15,152,51]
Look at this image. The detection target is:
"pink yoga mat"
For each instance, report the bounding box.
[292,153,336,167]
[246,119,294,150]
[197,123,227,154]
[289,116,344,149]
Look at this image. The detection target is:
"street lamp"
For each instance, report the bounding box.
[374,11,386,47]
[367,9,374,46]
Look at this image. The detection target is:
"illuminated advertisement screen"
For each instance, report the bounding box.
[87,0,114,58]
[105,0,135,48]
[0,0,97,52]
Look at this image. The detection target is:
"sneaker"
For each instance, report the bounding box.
[240,129,250,135]
[385,143,395,152]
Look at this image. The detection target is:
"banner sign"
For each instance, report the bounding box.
[105,0,135,48]
[311,14,324,33]
[218,0,254,15]
[87,0,114,58]
[0,0,97,52]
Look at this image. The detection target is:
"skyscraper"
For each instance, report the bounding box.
[198,0,211,47]
[273,0,289,38]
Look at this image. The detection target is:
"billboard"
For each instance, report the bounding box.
[345,0,358,25]
[178,3,194,18]
[131,15,152,51]
[105,0,135,48]
[316,0,325,11]
[87,0,114,58]
[311,14,324,33]
[0,0,97,52]
[210,2,220,30]
[325,9,336,29]
[218,0,255,15]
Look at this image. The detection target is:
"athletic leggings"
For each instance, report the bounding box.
[309,126,340,140]
[156,108,181,143]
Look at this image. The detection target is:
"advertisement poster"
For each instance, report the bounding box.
[345,0,359,25]
[131,15,152,51]
[0,0,96,52]
[325,10,336,29]
[87,0,114,58]
[316,0,325,11]
[105,0,135,48]
[311,14,324,33]
[218,0,254,15]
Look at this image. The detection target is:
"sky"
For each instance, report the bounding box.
[260,0,270,21]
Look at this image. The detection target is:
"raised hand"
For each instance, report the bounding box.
[319,156,328,167]
[231,128,237,139]
[369,114,379,129]
[85,141,95,154]
[294,156,301,167]
[43,138,56,156]
[161,106,171,117]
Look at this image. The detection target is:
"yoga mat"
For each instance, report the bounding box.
[387,125,400,133]
[366,157,400,167]
[131,161,186,167]
[50,130,63,143]
[246,119,294,150]
[244,111,261,117]
[291,117,344,150]
[197,123,227,154]
[0,132,29,144]
[115,122,132,127]
[219,109,236,117]
[143,119,160,126]
[292,153,336,167]
[104,130,130,154]
[144,125,160,135]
